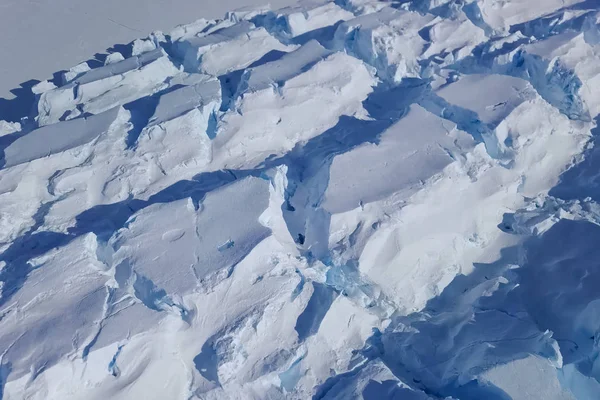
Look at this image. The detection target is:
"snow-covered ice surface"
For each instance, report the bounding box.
[0,0,300,101]
[2,0,600,399]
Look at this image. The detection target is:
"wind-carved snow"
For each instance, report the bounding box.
[2,0,600,399]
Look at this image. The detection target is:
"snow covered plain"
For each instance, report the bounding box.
[1,0,600,398]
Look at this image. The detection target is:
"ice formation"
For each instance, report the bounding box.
[1,0,600,399]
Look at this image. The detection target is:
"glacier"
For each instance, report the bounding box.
[2,0,600,399]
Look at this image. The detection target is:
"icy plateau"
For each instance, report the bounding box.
[2,0,600,399]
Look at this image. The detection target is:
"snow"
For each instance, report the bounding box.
[477,0,584,33]
[236,40,333,94]
[36,49,180,126]
[2,0,600,399]
[4,107,120,168]
[482,355,575,400]
[0,0,298,100]
[324,104,475,214]
[333,8,435,82]
[0,121,20,137]
[212,49,376,169]
[258,1,354,40]
[174,21,294,76]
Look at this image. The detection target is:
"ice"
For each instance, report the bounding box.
[225,5,272,24]
[111,176,271,294]
[521,32,600,118]
[2,0,600,398]
[62,62,92,85]
[3,107,119,168]
[132,78,221,175]
[236,40,333,95]
[0,0,301,100]
[324,104,475,214]
[145,76,220,128]
[420,15,487,65]
[332,6,488,83]
[211,50,376,169]
[436,74,534,126]
[0,234,109,381]
[0,121,20,137]
[559,363,600,400]
[477,0,585,33]
[482,355,575,400]
[75,48,165,86]
[36,49,179,126]
[173,21,294,76]
[259,1,354,40]
[104,52,125,65]
[333,8,435,82]
[294,282,338,341]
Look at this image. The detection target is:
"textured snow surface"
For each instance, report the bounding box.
[2,0,600,399]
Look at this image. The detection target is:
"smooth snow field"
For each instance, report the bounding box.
[2,0,600,399]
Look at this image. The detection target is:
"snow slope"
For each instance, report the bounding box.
[2,0,600,399]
